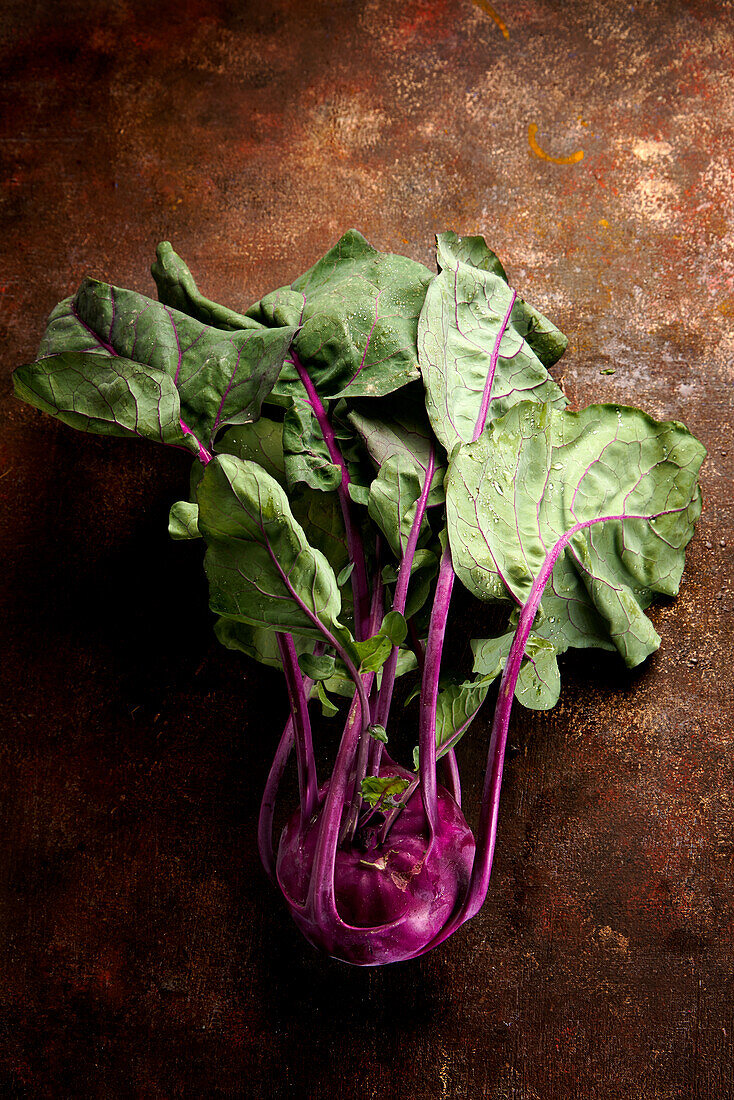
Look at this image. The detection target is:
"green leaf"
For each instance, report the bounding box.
[217,418,288,483]
[471,631,561,710]
[403,548,439,620]
[369,724,388,743]
[435,232,569,369]
[283,397,342,492]
[249,230,433,400]
[436,231,508,281]
[433,677,496,756]
[151,242,264,332]
[360,774,410,808]
[17,278,295,456]
[299,652,336,681]
[217,420,350,577]
[347,387,444,476]
[169,500,201,540]
[197,454,349,643]
[347,483,370,507]
[337,562,355,586]
[380,610,408,646]
[447,402,705,667]
[418,258,567,452]
[348,389,446,560]
[315,681,340,717]
[13,352,188,450]
[214,617,309,670]
[367,456,433,559]
[352,633,392,673]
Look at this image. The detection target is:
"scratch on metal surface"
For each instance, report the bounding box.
[473,0,509,39]
[528,123,584,165]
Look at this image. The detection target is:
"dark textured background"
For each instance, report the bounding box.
[1,1,733,1096]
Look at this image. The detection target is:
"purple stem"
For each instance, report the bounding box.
[417,543,455,838]
[470,289,518,443]
[341,555,385,840]
[276,633,318,824]
[442,750,462,807]
[373,446,436,733]
[420,507,689,955]
[258,648,322,883]
[291,354,371,641]
[257,715,295,884]
[307,690,368,927]
[181,418,212,464]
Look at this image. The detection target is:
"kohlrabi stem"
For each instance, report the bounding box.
[307,689,368,927]
[417,542,455,837]
[423,520,615,953]
[341,551,385,840]
[373,446,436,733]
[276,632,318,824]
[291,353,371,641]
[442,750,462,807]
[258,645,323,882]
[258,715,294,884]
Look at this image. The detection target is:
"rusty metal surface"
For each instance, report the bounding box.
[1,0,733,1096]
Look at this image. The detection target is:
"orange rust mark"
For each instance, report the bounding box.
[473,0,509,39]
[528,123,584,165]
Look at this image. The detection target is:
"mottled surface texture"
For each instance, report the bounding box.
[1,1,733,1096]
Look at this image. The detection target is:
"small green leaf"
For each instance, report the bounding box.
[283,396,342,492]
[168,500,201,540]
[353,633,393,673]
[299,652,336,681]
[471,631,561,711]
[360,774,410,808]
[337,562,355,586]
[315,681,339,717]
[368,724,388,743]
[347,483,370,507]
[380,610,408,646]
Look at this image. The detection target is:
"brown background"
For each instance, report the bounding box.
[1,1,733,1097]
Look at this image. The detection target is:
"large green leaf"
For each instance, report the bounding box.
[446,402,705,667]
[16,278,294,456]
[13,351,188,450]
[151,242,264,332]
[196,454,348,643]
[217,419,350,577]
[248,229,433,400]
[417,255,567,451]
[436,232,568,368]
